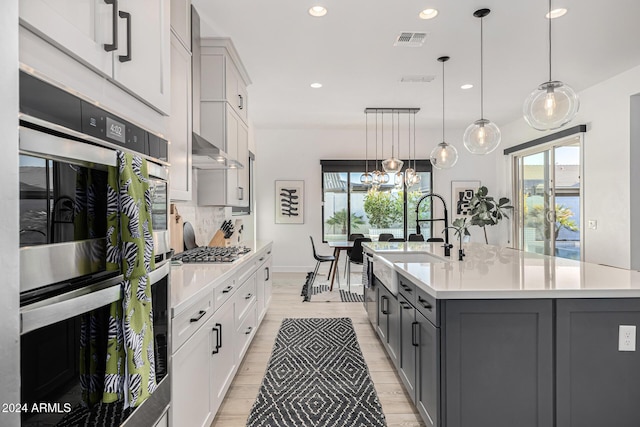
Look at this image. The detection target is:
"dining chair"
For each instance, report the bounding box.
[378,233,394,241]
[309,236,335,287]
[408,233,425,242]
[426,237,444,242]
[389,238,405,242]
[346,238,371,291]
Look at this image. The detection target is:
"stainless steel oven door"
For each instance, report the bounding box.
[20,261,171,426]
[20,124,169,295]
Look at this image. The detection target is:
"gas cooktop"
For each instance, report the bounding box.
[172,246,251,263]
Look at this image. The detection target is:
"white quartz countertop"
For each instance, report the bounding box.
[170,240,272,316]
[364,241,640,299]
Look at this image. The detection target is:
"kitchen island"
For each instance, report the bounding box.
[363,241,640,427]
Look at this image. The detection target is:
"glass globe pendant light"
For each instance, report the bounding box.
[523,0,579,130]
[430,56,459,169]
[404,112,416,186]
[360,111,373,185]
[463,9,501,155]
[382,110,404,174]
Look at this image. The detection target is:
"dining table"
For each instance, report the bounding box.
[326,241,354,291]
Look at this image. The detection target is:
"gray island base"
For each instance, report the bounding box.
[363,241,640,427]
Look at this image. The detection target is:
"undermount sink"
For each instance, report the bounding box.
[372,251,448,295]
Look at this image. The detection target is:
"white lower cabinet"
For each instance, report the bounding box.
[172,309,215,427]
[171,245,273,426]
[210,298,236,416]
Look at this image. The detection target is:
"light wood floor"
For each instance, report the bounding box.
[210,271,425,427]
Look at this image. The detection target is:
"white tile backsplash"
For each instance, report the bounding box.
[172,172,232,246]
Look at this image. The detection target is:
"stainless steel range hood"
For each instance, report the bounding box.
[191,7,243,170]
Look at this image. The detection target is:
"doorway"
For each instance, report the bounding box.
[513,136,582,260]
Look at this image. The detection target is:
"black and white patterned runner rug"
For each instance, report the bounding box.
[246,318,387,427]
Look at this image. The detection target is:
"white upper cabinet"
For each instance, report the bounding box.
[168,32,192,201]
[170,0,191,49]
[19,0,170,115]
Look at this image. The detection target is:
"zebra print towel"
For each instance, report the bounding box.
[102,151,157,408]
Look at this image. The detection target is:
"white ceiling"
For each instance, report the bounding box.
[192,0,640,131]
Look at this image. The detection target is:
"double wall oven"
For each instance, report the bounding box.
[19,72,171,426]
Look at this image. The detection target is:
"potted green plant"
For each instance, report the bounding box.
[469,186,513,244]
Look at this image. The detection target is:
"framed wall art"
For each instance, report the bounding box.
[275,180,304,224]
[451,180,480,222]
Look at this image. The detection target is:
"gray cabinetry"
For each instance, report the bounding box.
[416,310,439,427]
[556,298,640,427]
[377,282,399,368]
[398,294,417,401]
[443,299,554,427]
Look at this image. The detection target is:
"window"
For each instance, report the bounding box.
[321,160,432,242]
[511,135,583,260]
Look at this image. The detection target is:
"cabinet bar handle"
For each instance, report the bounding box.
[380,295,389,315]
[265,267,270,281]
[211,325,220,354]
[245,293,252,300]
[412,322,419,347]
[418,296,432,311]
[190,309,207,322]
[259,257,265,262]
[401,283,412,293]
[400,301,412,310]
[216,322,222,349]
[267,251,272,255]
[238,94,244,110]
[103,0,118,52]
[222,285,234,294]
[118,10,132,62]
[245,326,253,335]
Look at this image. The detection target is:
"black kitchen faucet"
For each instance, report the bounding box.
[415,193,453,257]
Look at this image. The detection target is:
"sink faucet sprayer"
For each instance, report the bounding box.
[415,193,453,257]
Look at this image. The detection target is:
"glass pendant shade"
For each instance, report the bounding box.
[382,157,403,174]
[404,168,416,185]
[430,142,458,169]
[394,171,404,187]
[380,172,390,184]
[523,80,579,130]
[463,118,501,154]
[360,172,373,184]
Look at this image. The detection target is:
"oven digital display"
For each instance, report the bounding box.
[106,117,126,144]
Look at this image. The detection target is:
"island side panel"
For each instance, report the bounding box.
[443,299,554,427]
[556,298,640,427]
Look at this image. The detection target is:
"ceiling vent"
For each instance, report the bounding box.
[394,32,428,47]
[400,75,436,83]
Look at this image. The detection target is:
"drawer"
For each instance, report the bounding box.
[214,276,237,308]
[415,286,439,327]
[235,302,257,360]
[237,257,258,285]
[172,292,215,352]
[235,272,257,326]
[398,276,416,306]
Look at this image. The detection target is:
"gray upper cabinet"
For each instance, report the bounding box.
[168,27,192,201]
[20,0,171,115]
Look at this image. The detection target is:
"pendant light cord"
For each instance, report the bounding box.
[442,60,446,143]
[365,112,369,174]
[375,112,379,171]
[413,111,417,169]
[548,0,552,81]
[480,15,485,120]
[391,110,395,158]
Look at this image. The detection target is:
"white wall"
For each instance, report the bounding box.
[255,127,501,272]
[1,1,20,425]
[500,64,640,269]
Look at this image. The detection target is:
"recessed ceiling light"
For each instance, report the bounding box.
[461,84,474,90]
[546,8,567,19]
[308,6,327,17]
[419,8,439,20]
[310,82,323,89]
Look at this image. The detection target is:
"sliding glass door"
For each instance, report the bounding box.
[514,137,582,260]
